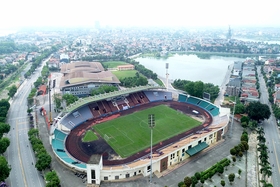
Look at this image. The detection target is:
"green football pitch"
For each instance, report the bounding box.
[93,105,201,158]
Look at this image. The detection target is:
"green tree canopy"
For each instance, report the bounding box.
[246,102,271,122]
[0,123,10,138]
[8,85,17,98]
[45,170,60,187]
[0,156,11,182]
[35,153,52,171]
[184,176,192,187]
[235,104,245,114]
[91,85,118,96]
[228,173,235,184]
[62,94,78,106]
[0,137,10,154]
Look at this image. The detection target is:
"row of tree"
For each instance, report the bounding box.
[90,85,118,96]
[24,45,60,79]
[0,99,10,123]
[257,127,273,187]
[0,122,11,182]
[230,131,249,158]
[120,76,148,88]
[28,129,60,186]
[172,79,220,102]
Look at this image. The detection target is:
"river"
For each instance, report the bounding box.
[136,54,246,86]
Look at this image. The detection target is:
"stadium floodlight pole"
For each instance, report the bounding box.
[230,96,236,138]
[148,114,155,185]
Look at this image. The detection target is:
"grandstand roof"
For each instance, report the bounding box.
[64,85,166,112]
[59,61,120,89]
[60,61,104,74]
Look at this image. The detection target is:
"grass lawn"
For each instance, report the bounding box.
[112,70,138,79]
[82,130,99,142]
[103,61,128,68]
[93,105,201,158]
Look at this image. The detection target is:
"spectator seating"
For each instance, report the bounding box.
[180,94,220,117]
[143,91,172,102]
[186,96,200,105]
[60,105,93,130]
[178,94,187,102]
[198,100,211,109]
[52,129,86,169]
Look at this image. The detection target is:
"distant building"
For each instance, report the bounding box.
[226,86,239,97]
[117,64,134,71]
[60,53,69,63]
[227,25,232,40]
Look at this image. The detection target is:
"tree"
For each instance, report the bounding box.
[8,85,17,98]
[194,172,201,180]
[220,180,225,187]
[260,180,274,187]
[246,102,271,122]
[200,178,205,185]
[230,148,237,156]
[257,134,266,144]
[0,99,10,119]
[45,170,60,187]
[238,169,242,178]
[216,164,224,175]
[241,141,249,151]
[228,173,235,184]
[193,81,204,98]
[191,176,198,186]
[0,137,10,154]
[53,93,62,111]
[240,133,249,143]
[0,156,11,182]
[184,176,192,187]
[62,93,78,106]
[232,156,236,162]
[0,123,10,138]
[256,127,265,136]
[235,104,245,114]
[240,116,250,125]
[35,153,51,171]
[260,165,272,180]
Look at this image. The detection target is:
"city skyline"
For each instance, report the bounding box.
[1,0,280,30]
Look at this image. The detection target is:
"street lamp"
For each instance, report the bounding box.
[148,114,155,184]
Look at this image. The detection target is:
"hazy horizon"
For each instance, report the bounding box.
[1,0,280,30]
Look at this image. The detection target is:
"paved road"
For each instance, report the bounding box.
[5,59,49,187]
[257,66,280,186]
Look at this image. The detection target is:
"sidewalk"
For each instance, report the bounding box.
[247,133,259,187]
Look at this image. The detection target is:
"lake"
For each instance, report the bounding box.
[135,54,246,86]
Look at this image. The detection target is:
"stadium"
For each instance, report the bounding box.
[50,85,230,185]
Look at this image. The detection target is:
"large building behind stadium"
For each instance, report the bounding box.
[49,61,230,185]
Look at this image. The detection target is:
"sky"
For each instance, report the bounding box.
[1,0,280,29]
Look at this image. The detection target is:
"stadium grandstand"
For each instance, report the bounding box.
[50,87,230,185]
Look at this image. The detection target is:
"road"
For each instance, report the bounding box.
[5,59,49,187]
[257,66,280,186]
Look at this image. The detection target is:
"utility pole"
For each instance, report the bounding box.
[148,114,155,185]
[230,96,236,138]
[48,78,52,126]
